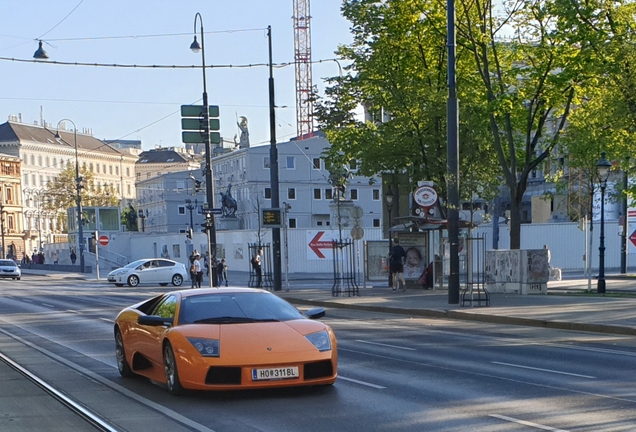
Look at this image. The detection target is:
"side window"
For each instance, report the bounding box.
[153,295,178,319]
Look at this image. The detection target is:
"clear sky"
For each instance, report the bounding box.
[0,1,352,149]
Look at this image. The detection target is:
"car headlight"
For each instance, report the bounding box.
[186,338,220,357]
[305,330,331,352]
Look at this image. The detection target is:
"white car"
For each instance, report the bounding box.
[107,258,187,287]
[0,259,21,280]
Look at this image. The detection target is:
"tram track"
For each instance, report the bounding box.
[0,351,120,432]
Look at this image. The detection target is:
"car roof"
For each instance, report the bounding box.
[174,287,270,299]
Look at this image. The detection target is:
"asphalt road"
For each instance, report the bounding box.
[2,276,636,431]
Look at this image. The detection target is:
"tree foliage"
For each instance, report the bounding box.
[43,165,120,232]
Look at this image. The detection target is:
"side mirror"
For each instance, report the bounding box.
[304,307,326,320]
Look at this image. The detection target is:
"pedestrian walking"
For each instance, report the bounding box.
[389,238,406,292]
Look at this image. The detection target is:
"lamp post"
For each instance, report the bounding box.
[268,25,282,291]
[385,188,394,288]
[185,199,197,234]
[191,12,217,288]
[137,209,146,232]
[621,157,629,274]
[596,152,612,294]
[55,119,85,274]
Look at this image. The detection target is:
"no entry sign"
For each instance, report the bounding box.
[98,235,109,246]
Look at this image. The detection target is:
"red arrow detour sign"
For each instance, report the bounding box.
[308,231,334,259]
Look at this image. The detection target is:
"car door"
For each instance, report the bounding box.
[157,259,175,283]
[137,294,178,367]
[139,260,161,284]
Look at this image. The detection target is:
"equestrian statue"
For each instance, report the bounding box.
[220,184,238,218]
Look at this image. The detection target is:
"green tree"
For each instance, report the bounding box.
[43,165,119,232]
[315,0,499,206]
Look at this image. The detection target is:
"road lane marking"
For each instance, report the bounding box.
[42,303,55,308]
[355,340,416,351]
[492,361,596,379]
[490,414,570,431]
[337,376,386,389]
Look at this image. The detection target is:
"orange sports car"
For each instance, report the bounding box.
[114,287,337,395]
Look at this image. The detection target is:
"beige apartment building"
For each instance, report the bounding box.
[0,117,137,253]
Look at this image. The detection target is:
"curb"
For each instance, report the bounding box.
[281,296,636,337]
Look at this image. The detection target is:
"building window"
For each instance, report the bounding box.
[7,215,14,231]
[325,188,333,200]
[286,156,295,169]
[349,160,357,170]
[264,157,270,169]
[312,158,321,170]
[373,219,380,227]
[350,189,358,200]
[288,188,296,200]
[289,218,297,228]
[146,173,151,179]
[313,188,321,199]
[96,164,100,173]
[373,189,380,200]
[127,184,131,195]
[109,165,113,174]
[116,166,119,175]
[178,206,186,215]
[126,167,130,177]
[136,173,141,180]
[264,188,271,199]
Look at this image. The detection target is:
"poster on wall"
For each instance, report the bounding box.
[396,233,426,281]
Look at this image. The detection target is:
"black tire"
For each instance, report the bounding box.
[115,283,124,287]
[163,342,184,395]
[172,274,184,287]
[115,329,133,377]
[159,283,168,286]
[127,275,140,287]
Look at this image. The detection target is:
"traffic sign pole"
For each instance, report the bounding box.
[95,230,100,281]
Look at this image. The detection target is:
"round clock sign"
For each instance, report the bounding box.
[413,185,438,208]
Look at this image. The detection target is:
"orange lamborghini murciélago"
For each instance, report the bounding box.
[114,287,337,395]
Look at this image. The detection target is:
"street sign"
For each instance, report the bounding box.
[202,208,222,215]
[182,131,221,144]
[262,208,282,227]
[630,230,636,248]
[98,235,109,246]
[181,118,220,131]
[180,105,219,117]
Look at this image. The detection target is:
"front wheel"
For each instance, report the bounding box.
[163,342,184,395]
[172,274,183,287]
[115,329,133,377]
[127,275,140,287]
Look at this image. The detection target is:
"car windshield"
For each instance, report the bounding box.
[179,292,305,325]
[0,260,16,266]
[123,259,148,269]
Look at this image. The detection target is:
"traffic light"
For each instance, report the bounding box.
[186,228,193,239]
[194,179,202,193]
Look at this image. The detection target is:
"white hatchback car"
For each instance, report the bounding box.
[0,259,21,280]
[107,258,187,287]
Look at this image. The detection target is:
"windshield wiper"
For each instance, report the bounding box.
[193,316,279,324]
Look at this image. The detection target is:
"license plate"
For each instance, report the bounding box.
[252,366,299,381]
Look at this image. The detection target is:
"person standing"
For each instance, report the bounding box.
[192,253,203,288]
[251,249,262,287]
[70,250,77,265]
[389,238,406,292]
[217,259,228,287]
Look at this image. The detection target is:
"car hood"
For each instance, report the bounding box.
[177,320,330,362]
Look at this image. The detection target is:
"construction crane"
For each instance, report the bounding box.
[292,0,314,139]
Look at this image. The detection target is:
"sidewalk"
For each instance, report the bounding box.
[19,268,636,336]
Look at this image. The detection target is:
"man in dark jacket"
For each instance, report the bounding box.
[389,238,406,292]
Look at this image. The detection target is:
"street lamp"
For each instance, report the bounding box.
[596,151,612,294]
[385,188,394,288]
[191,12,217,288]
[137,209,146,232]
[55,119,85,274]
